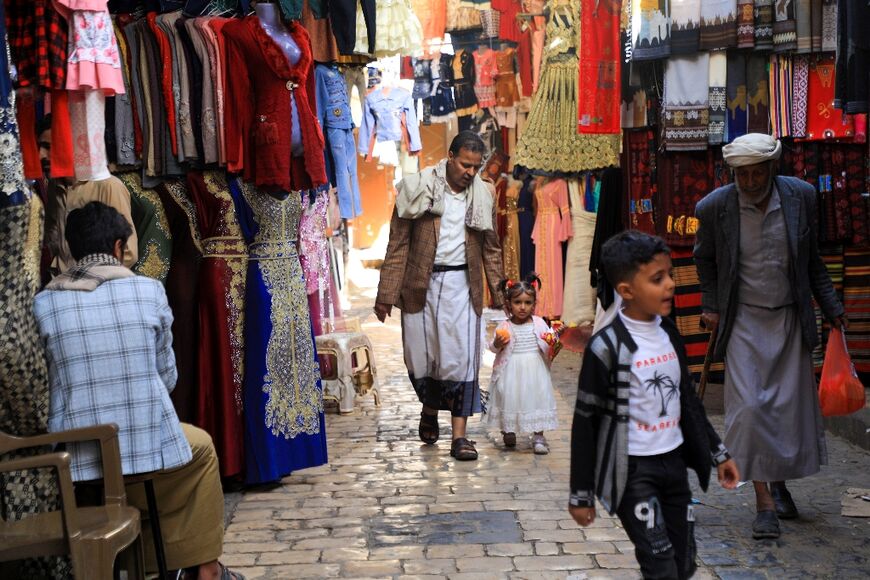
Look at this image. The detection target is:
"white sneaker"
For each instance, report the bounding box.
[532,435,549,455]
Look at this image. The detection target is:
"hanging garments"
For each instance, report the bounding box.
[231,180,328,484]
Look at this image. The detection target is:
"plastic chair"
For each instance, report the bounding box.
[316,331,382,414]
[0,424,145,580]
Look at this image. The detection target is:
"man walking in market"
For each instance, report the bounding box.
[374,131,504,461]
[694,133,847,540]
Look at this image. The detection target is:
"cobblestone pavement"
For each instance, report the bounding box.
[222,290,870,580]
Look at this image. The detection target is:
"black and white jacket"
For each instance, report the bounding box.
[569,315,731,514]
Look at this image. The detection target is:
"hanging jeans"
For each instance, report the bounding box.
[325,126,362,219]
[331,0,376,55]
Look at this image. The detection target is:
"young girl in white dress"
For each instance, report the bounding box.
[487,273,560,454]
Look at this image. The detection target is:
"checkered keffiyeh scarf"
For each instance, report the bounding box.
[45,254,134,292]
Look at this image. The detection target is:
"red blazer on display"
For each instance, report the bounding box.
[223,16,327,191]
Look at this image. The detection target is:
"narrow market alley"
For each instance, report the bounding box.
[220,285,870,580]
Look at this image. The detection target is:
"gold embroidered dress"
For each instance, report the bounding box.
[513,0,620,173]
[230,178,327,484]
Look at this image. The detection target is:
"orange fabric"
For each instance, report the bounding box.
[17,89,43,179]
[49,89,75,179]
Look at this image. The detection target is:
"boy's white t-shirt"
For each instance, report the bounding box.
[619,311,685,456]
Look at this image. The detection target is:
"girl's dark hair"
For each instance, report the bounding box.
[498,272,543,302]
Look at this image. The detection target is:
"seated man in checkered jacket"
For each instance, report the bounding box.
[33,202,243,580]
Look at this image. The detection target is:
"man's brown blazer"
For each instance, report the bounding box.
[376,197,504,316]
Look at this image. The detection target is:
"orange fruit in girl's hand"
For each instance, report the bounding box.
[496,328,511,341]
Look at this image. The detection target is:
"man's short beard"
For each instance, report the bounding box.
[734,168,774,204]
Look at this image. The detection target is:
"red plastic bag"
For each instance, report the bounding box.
[819,328,866,417]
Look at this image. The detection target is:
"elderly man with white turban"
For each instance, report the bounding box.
[694,133,846,540]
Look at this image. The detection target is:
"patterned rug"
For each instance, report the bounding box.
[670,249,725,383]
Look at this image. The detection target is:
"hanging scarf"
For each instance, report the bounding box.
[770,54,795,138]
[821,0,837,52]
[671,0,701,54]
[736,0,755,47]
[630,0,670,61]
[578,0,621,134]
[795,0,813,53]
[44,253,134,292]
[746,54,770,134]
[773,0,797,52]
[792,56,810,137]
[700,0,737,50]
[754,0,775,49]
[708,52,728,145]
[725,53,748,142]
[395,159,494,232]
[663,53,710,151]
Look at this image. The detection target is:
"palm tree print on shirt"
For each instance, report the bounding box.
[645,371,679,417]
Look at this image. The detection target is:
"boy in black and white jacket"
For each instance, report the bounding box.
[569,231,740,580]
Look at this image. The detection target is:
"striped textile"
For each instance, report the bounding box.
[844,248,870,373]
[769,54,793,138]
[670,249,725,382]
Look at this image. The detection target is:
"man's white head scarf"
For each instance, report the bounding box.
[722,133,782,167]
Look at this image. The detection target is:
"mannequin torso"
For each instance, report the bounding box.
[255,2,304,158]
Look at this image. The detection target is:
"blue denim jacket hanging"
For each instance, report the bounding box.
[315,64,362,219]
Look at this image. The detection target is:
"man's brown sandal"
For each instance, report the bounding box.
[450,438,478,461]
[418,412,439,444]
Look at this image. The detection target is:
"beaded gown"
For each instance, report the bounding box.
[513,0,620,173]
[189,170,247,479]
[230,179,327,484]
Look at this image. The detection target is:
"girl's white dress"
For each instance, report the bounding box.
[487,321,559,434]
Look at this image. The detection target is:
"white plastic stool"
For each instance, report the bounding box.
[316,332,381,414]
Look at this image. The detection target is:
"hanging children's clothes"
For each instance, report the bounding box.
[56,1,126,95]
[430,54,457,120]
[495,47,520,108]
[231,180,328,484]
[531,177,572,319]
[315,64,362,219]
[299,189,343,336]
[412,58,433,99]
[358,86,422,157]
[354,0,423,57]
[487,317,559,434]
[452,49,479,116]
[473,48,499,109]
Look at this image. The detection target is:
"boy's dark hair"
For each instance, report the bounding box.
[601,231,671,286]
[498,272,543,303]
[65,202,133,261]
[449,131,485,156]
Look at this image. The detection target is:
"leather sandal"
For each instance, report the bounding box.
[450,438,478,461]
[771,486,799,520]
[752,510,780,540]
[418,412,439,444]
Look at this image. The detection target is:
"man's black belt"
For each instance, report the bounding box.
[432,264,468,272]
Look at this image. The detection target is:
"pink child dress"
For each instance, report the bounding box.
[54,0,125,95]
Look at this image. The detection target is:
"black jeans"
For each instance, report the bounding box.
[330,0,376,55]
[616,449,697,580]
